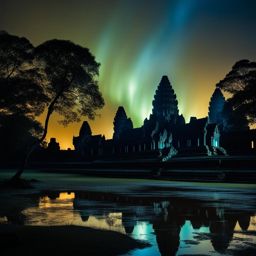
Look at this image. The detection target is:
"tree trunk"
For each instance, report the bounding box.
[11,91,62,181]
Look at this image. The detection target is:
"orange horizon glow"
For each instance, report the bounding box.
[2,0,255,149]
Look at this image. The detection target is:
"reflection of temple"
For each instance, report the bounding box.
[210,216,237,253]
[1,191,255,255]
[153,205,185,256]
[72,192,255,255]
[73,76,256,160]
[153,204,253,255]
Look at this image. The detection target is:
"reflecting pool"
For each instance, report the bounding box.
[0,190,255,255]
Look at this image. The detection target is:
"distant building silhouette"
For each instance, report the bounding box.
[73,124,105,158]
[47,138,60,152]
[73,75,256,159]
[208,88,225,125]
[113,106,133,141]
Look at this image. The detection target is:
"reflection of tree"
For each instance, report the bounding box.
[153,206,185,256]
[6,212,26,225]
[0,195,39,225]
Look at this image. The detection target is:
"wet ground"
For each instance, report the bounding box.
[0,170,256,255]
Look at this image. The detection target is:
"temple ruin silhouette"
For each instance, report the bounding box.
[73,75,256,160]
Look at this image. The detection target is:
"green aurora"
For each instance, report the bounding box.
[1,0,256,148]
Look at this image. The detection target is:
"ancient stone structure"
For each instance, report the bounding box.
[152,75,179,122]
[113,106,133,140]
[47,138,60,152]
[73,75,256,159]
[208,88,225,125]
[73,121,105,158]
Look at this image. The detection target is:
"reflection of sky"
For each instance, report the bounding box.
[0,216,8,224]
[178,221,217,256]
[231,216,256,251]
[22,193,125,233]
[178,217,256,256]
[2,192,254,256]
[129,221,161,256]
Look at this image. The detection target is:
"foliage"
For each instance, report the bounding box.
[0,114,42,159]
[11,38,104,178]
[0,32,105,173]
[0,31,48,116]
[35,39,104,126]
[222,101,249,132]
[0,31,46,158]
[216,59,256,124]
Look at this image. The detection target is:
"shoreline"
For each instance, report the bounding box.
[0,224,149,256]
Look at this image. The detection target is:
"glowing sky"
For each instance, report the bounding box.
[1,0,256,149]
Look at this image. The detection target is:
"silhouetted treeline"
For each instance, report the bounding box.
[0,31,104,176]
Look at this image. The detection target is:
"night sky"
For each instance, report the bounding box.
[1,0,256,149]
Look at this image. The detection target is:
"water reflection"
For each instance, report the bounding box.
[153,205,184,255]
[0,191,255,255]
[20,192,126,233]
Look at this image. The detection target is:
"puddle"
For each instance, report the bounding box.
[0,191,255,255]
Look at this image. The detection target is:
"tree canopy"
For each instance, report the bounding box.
[216,59,256,125]
[0,31,48,115]
[221,101,249,132]
[0,32,46,159]
[35,39,104,126]
[0,32,105,179]
[0,114,42,159]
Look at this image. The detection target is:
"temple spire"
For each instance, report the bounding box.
[152,75,179,122]
[208,88,225,124]
[113,106,133,140]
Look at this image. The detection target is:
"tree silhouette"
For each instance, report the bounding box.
[0,31,47,116]
[0,30,32,78]
[0,114,42,160]
[222,101,249,132]
[12,39,104,180]
[216,59,256,125]
[0,32,47,161]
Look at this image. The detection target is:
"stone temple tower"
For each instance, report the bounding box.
[152,75,179,123]
[208,88,225,124]
[113,106,133,140]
